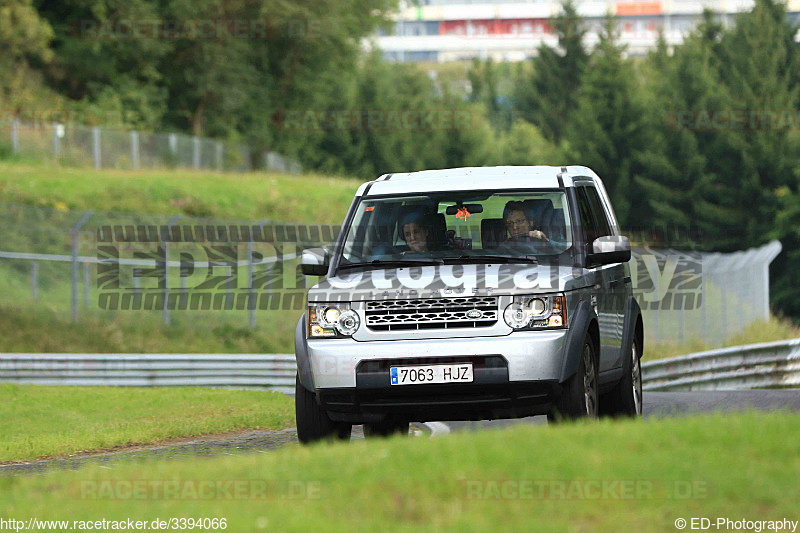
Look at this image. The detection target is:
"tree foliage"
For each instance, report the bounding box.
[514,0,588,142]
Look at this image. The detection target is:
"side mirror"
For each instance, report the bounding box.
[587,235,631,267]
[301,247,329,276]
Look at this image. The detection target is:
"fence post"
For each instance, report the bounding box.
[167,133,177,168]
[92,127,101,169]
[83,261,91,307]
[678,285,684,342]
[241,146,251,171]
[750,262,759,324]
[162,215,180,326]
[248,220,271,329]
[652,267,659,345]
[180,264,187,309]
[760,261,770,321]
[248,240,255,328]
[192,136,200,169]
[720,275,727,342]
[31,262,39,301]
[216,141,223,171]
[701,260,707,344]
[11,116,19,155]
[132,267,141,309]
[131,131,140,170]
[71,211,94,321]
[52,122,60,158]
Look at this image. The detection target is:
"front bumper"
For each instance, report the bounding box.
[320,379,560,424]
[307,329,568,389]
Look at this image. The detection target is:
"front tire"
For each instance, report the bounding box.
[601,334,643,418]
[295,375,352,444]
[548,335,598,422]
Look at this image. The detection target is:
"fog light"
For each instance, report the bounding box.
[504,303,531,329]
[335,310,360,336]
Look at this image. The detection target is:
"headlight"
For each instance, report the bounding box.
[503,294,567,331]
[308,303,360,338]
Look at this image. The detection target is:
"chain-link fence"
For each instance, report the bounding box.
[630,242,782,346]
[0,202,308,332]
[0,201,783,346]
[1,118,300,174]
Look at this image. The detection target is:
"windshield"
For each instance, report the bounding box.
[340,190,573,267]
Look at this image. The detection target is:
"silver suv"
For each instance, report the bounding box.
[294,166,643,443]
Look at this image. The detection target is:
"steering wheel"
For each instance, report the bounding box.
[505,233,558,254]
[507,233,543,243]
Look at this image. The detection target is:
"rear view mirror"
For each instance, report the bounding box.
[587,235,631,266]
[301,247,329,276]
[445,204,484,215]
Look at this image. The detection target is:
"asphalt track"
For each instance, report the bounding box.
[3,390,799,476]
[441,389,800,433]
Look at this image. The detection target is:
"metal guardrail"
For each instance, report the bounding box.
[0,353,297,393]
[641,339,800,391]
[1,340,798,393]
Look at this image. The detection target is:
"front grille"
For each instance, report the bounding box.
[365,297,498,331]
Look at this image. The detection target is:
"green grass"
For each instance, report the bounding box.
[0,384,294,462]
[2,412,799,531]
[0,161,359,223]
[645,317,800,361]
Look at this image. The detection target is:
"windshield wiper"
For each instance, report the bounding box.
[338,258,444,271]
[441,254,538,265]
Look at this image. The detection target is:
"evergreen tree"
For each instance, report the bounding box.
[566,14,647,225]
[714,0,800,247]
[771,183,800,321]
[514,0,588,142]
[498,120,559,166]
[468,58,509,129]
[633,15,733,244]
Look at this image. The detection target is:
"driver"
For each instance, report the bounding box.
[503,201,548,241]
[399,210,431,254]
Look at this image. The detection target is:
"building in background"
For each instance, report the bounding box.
[370,0,800,61]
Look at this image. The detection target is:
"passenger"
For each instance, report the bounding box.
[503,201,548,241]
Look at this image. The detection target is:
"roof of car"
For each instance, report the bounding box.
[357,166,600,196]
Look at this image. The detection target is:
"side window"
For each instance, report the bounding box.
[576,185,611,248]
[585,187,612,238]
[575,186,598,248]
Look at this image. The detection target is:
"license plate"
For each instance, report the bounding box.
[390,363,473,386]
